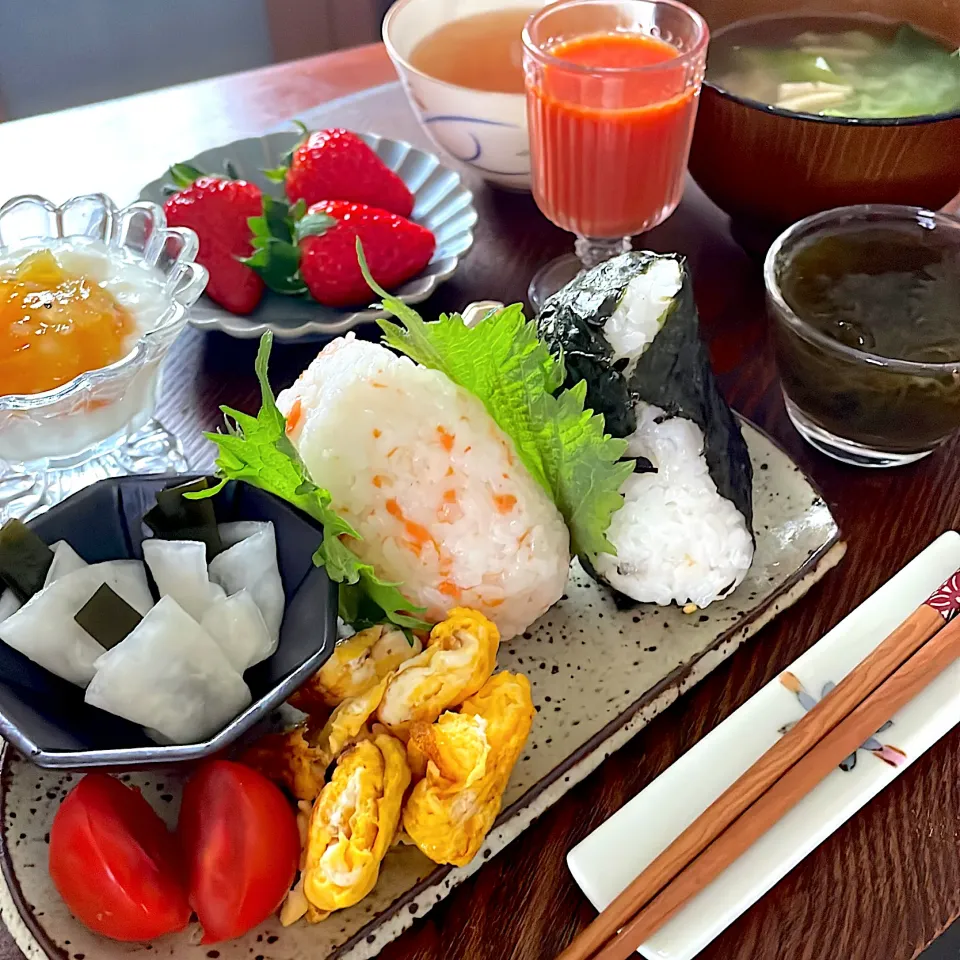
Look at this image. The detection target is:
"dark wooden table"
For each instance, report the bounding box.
[2,43,960,960]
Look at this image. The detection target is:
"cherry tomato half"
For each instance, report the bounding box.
[178,759,300,943]
[49,773,191,941]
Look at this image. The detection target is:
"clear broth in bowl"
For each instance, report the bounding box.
[707,13,960,119]
[408,8,536,94]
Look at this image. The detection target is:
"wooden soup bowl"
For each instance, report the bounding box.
[685,0,960,239]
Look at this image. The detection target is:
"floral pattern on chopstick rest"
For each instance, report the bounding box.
[568,530,960,960]
[777,671,906,772]
[924,569,960,620]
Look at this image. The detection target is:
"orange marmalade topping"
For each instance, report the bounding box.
[0,249,136,396]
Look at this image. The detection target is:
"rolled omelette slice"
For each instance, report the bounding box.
[290,623,423,713]
[376,607,500,739]
[403,671,534,867]
[302,734,411,916]
[242,678,386,803]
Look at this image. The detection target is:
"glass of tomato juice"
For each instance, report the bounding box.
[522,0,709,306]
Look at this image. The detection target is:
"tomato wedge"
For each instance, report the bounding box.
[49,773,191,941]
[178,760,300,943]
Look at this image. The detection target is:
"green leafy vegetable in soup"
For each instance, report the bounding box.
[708,14,960,119]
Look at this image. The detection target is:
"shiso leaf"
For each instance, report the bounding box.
[360,241,633,563]
[188,332,429,631]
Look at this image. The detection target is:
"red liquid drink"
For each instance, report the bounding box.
[522,0,708,304]
[528,31,700,237]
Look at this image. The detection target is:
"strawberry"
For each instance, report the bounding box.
[296,201,435,308]
[163,163,264,315]
[271,127,414,218]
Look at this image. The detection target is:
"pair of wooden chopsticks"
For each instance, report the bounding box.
[559,569,960,960]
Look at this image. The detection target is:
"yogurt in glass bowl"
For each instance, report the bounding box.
[0,193,207,521]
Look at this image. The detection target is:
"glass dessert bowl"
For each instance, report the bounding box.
[0,194,207,520]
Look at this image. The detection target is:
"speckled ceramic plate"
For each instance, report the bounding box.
[139,132,477,341]
[0,420,845,960]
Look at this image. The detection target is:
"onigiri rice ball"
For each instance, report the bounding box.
[277,335,571,639]
[594,402,754,608]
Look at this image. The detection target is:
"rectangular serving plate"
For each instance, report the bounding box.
[567,530,960,960]
[0,419,845,960]
[0,85,847,960]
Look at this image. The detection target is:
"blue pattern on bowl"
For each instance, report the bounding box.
[423,114,530,178]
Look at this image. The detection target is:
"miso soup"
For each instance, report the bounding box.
[707,13,960,119]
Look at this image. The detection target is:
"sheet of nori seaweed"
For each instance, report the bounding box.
[74,583,143,649]
[0,519,54,602]
[537,251,754,531]
[142,477,223,561]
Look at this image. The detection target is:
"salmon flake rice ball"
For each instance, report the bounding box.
[277,334,571,639]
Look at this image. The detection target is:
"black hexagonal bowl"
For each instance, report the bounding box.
[0,475,337,770]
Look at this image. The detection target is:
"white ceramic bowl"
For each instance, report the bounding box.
[383,0,538,190]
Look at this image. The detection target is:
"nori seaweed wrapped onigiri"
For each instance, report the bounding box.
[537,251,754,609]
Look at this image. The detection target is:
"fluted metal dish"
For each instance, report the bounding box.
[139,131,478,341]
